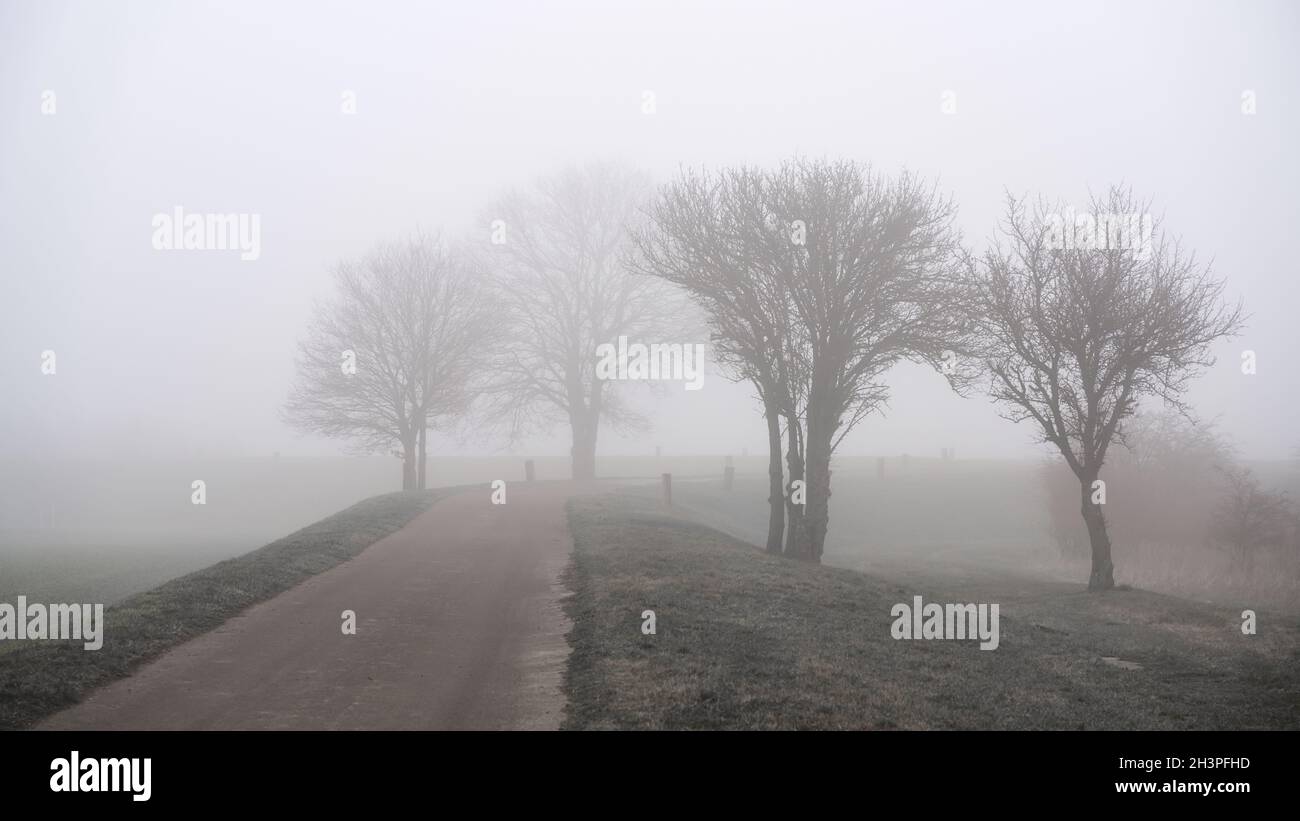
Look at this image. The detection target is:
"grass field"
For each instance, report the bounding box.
[6,454,1292,611]
[626,462,1300,612]
[0,453,783,607]
[0,488,445,729]
[562,493,1300,730]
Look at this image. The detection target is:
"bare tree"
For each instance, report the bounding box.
[963,186,1245,590]
[480,163,683,479]
[765,159,967,562]
[285,234,494,489]
[638,160,964,562]
[633,166,806,553]
[1212,464,1293,575]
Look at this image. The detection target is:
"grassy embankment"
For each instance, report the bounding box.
[562,493,1300,730]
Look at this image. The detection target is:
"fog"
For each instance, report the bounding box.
[2,0,1298,587]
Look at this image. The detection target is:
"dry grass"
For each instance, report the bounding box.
[561,493,1300,730]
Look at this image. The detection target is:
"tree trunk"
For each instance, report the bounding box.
[1239,546,1254,576]
[417,424,427,490]
[783,410,807,558]
[793,357,839,562]
[571,414,597,480]
[1080,473,1115,590]
[799,417,833,563]
[763,397,785,554]
[401,432,417,491]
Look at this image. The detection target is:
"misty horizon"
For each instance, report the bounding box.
[3,0,1296,468]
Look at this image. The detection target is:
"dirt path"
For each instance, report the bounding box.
[40,481,592,730]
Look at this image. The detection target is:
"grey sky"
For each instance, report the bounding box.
[2,0,1296,462]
